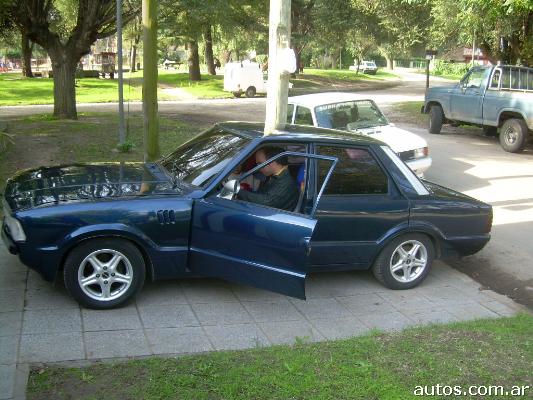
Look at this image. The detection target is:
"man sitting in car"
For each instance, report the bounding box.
[237,146,300,211]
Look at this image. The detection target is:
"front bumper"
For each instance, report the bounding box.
[406,156,432,177]
[1,220,19,255]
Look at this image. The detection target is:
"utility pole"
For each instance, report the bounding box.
[116,0,125,145]
[142,0,160,161]
[264,0,292,135]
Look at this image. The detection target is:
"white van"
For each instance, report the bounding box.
[223,61,267,98]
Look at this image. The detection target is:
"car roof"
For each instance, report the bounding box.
[215,121,384,146]
[288,92,373,109]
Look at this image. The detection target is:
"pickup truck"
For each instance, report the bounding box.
[422,65,533,152]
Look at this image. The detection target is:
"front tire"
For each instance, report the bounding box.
[428,105,444,134]
[372,234,434,290]
[245,86,256,98]
[64,238,146,309]
[499,118,528,153]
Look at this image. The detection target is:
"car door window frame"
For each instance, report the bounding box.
[287,104,295,124]
[229,150,338,218]
[312,143,395,199]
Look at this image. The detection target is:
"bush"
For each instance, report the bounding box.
[432,60,470,78]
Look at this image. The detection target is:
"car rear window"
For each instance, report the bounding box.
[316,146,388,195]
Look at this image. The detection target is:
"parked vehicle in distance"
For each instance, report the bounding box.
[422,64,533,153]
[223,61,267,98]
[288,92,432,176]
[349,60,378,74]
[2,122,492,309]
[93,52,116,79]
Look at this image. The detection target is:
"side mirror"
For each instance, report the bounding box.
[218,179,240,199]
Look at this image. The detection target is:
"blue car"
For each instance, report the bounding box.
[2,122,493,309]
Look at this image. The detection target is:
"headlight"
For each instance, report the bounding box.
[2,201,26,242]
[414,147,429,158]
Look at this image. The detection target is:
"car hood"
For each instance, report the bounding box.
[355,125,428,153]
[426,84,456,96]
[3,162,187,211]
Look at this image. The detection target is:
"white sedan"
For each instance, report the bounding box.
[287,92,432,176]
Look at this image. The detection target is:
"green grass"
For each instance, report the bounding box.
[0,112,201,188]
[414,69,463,81]
[27,314,533,400]
[389,101,427,125]
[0,68,400,106]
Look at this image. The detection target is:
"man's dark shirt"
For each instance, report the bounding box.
[237,168,299,211]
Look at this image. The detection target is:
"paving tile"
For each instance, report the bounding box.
[146,327,213,355]
[26,270,51,291]
[377,291,434,312]
[192,302,253,326]
[0,335,18,364]
[23,309,81,334]
[419,286,477,306]
[290,298,352,320]
[401,308,458,326]
[19,332,84,363]
[135,281,188,307]
[138,304,198,328]
[242,300,304,323]
[232,285,289,302]
[444,303,500,321]
[480,300,520,317]
[358,311,414,332]
[85,330,151,359]
[0,312,22,337]
[306,272,381,298]
[82,306,142,331]
[336,293,394,316]
[0,272,26,291]
[24,286,79,310]
[311,317,370,340]
[0,364,15,400]
[0,290,24,312]
[204,323,269,350]
[259,320,323,345]
[181,280,238,303]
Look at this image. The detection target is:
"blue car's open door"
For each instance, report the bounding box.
[188,151,337,299]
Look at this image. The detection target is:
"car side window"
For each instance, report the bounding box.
[286,104,295,124]
[490,69,501,89]
[316,146,388,195]
[294,106,313,126]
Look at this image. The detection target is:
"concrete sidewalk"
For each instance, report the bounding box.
[0,242,523,400]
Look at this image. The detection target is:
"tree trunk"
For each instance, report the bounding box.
[204,26,216,75]
[385,56,394,70]
[21,31,34,78]
[50,54,78,119]
[188,40,201,81]
[130,35,139,72]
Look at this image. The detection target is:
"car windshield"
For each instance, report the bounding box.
[315,100,388,130]
[159,128,250,187]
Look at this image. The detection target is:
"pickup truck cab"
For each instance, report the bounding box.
[422,65,533,152]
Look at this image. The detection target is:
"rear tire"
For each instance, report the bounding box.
[428,105,444,134]
[372,234,434,290]
[245,86,256,98]
[64,238,146,309]
[499,118,528,153]
[232,91,242,98]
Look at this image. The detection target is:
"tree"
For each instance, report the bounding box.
[8,0,137,119]
[431,0,533,66]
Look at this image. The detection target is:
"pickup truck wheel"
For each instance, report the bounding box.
[428,105,443,134]
[499,118,528,153]
[482,126,498,137]
[372,234,434,290]
[245,86,256,98]
[64,238,146,309]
